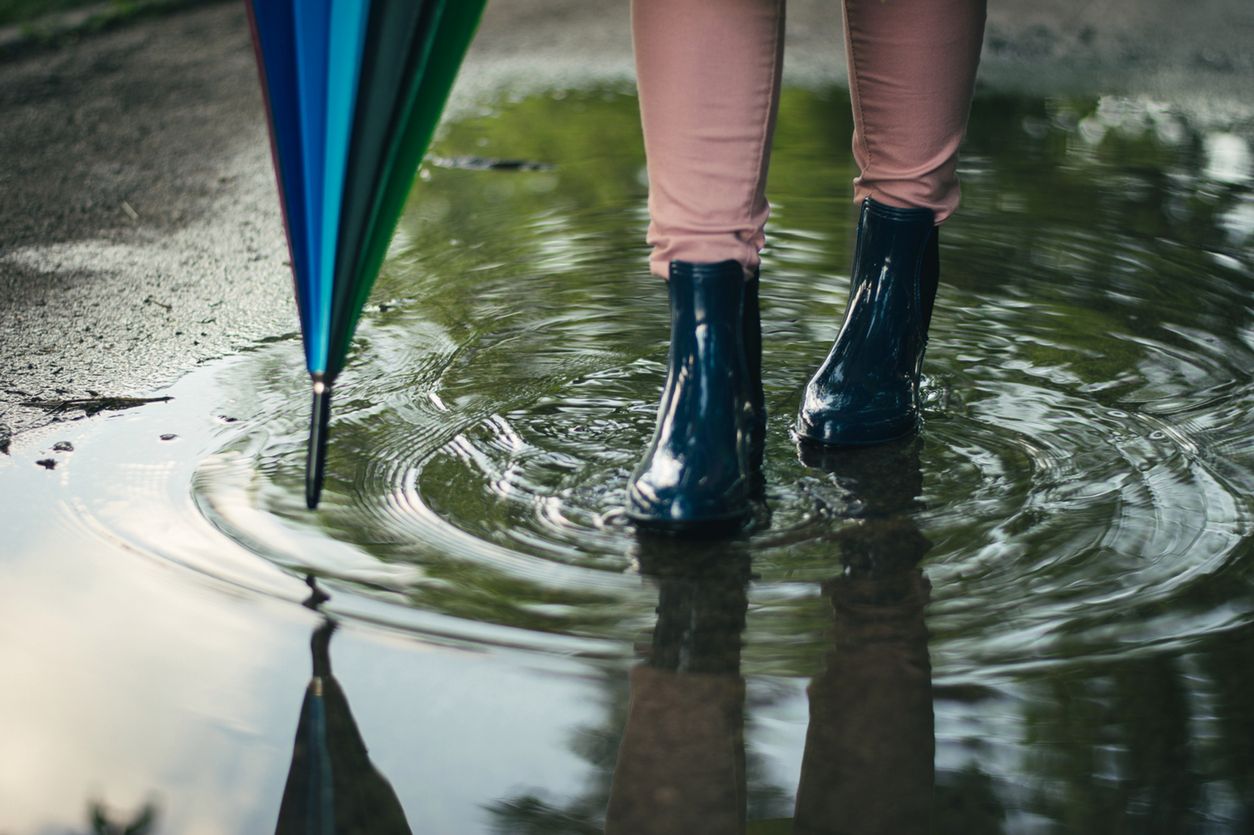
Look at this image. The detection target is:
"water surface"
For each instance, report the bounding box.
[2,87,1253,833]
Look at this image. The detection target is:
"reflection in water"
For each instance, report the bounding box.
[793,442,934,835]
[275,579,412,835]
[606,544,751,833]
[86,801,158,835]
[608,441,937,834]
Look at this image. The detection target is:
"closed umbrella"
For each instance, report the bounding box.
[246,0,489,508]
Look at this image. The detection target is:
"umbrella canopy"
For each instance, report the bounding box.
[246,0,489,508]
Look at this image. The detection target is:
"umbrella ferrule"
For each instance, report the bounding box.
[306,376,333,509]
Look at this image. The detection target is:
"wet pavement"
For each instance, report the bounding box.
[2,3,1254,835]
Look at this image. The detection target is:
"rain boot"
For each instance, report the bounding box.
[628,260,759,531]
[796,198,939,446]
[743,270,767,495]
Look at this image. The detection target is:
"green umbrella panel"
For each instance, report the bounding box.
[327,2,489,378]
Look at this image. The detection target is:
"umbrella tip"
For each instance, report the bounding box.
[306,377,332,509]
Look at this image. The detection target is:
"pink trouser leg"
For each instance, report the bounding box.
[631,0,986,277]
[631,0,786,279]
[844,0,987,222]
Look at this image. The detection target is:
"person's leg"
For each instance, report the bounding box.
[631,0,786,279]
[796,0,985,447]
[843,0,987,221]
[627,0,783,528]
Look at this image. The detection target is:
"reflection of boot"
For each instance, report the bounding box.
[647,547,751,676]
[606,548,751,834]
[275,615,412,835]
[798,438,924,522]
[796,198,938,446]
[628,261,761,531]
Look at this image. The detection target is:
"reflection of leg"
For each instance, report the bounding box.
[843,0,986,221]
[631,0,786,278]
[606,667,746,835]
[794,555,934,835]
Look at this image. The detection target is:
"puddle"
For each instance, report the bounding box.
[2,87,1253,833]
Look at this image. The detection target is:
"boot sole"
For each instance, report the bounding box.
[793,414,918,448]
[627,507,751,538]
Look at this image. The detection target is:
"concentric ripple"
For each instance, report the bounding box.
[93,89,1254,677]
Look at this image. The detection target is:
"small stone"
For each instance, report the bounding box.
[160,433,178,441]
[52,441,74,453]
[36,459,56,470]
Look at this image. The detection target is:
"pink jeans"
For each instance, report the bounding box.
[632,0,987,279]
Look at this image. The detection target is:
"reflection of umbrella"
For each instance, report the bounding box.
[276,581,412,834]
[245,0,489,507]
[276,618,413,835]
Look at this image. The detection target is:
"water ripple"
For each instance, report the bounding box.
[62,90,1254,681]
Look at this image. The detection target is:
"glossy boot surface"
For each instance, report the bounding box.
[742,271,766,496]
[628,260,759,531]
[796,198,939,446]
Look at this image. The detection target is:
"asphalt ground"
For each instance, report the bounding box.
[1,0,1250,440]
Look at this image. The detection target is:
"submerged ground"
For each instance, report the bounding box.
[1,2,1253,834]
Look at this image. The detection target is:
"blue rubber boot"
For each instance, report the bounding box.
[742,271,766,495]
[628,260,759,532]
[796,198,939,446]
